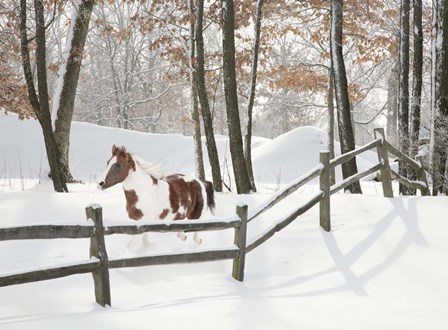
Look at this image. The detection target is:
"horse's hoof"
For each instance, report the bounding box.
[177,232,187,241]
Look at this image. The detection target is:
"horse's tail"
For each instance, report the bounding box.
[203,180,215,215]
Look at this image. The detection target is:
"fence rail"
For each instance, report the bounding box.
[0,259,100,287]
[0,127,431,307]
[0,225,93,241]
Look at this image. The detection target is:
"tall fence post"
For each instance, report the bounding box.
[232,204,248,281]
[86,204,111,307]
[374,128,394,198]
[319,151,331,232]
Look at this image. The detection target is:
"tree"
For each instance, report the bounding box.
[432,0,448,194]
[330,0,362,194]
[19,0,67,192]
[410,0,423,158]
[221,0,252,194]
[85,2,169,131]
[398,0,411,195]
[52,0,94,182]
[187,0,205,181]
[195,0,223,191]
[387,59,399,146]
[244,0,264,193]
[327,65,336,185]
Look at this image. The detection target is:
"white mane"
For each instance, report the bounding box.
[132,155,163,179]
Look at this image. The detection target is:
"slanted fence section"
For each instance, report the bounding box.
[0,128,430,307]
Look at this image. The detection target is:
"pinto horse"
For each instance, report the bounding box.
[97,145,215,245]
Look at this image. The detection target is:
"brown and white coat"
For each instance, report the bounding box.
[97,145,215,244]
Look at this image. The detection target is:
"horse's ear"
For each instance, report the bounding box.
[112,144,117,155]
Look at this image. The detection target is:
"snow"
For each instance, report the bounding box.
[1,113,448,329]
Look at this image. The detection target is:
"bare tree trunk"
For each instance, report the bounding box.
[327,66,336,185]
[398,0,411,195]
[188,0,205,181]
[20,0,67,192]
[410,0,423,157]
[433,0,448,195]
[387,60,399,147]
[52,0,94,182]
[407,0,424,195]
[222,0,252,194]
[244,0,264,193]
[330,0,362,194]
[195,0,222,191]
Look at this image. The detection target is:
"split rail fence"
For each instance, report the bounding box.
[0,128,430,307]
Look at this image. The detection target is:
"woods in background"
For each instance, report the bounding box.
[0,0,447,195]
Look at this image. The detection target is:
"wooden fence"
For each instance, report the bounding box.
[0,128,430,307]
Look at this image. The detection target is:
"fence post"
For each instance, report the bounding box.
[416,155,431,196]
[374,128,394,198]
[232,204,248,281]
[319,151,331,232]
[86,204,111,307]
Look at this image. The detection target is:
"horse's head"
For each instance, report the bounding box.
[97,145,136,190]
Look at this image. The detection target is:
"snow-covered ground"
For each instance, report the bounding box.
[1,112,447,329]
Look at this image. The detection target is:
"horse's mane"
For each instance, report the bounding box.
[132,155,163,179]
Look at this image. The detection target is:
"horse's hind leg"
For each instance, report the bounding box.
[177,231,187,241]
[193,232,202,245]
[142,233,150,247]
[126,235,140,249]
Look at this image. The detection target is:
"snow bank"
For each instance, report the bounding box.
[0,113,379,189]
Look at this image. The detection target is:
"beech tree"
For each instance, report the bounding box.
[244,0,264,193]
[261,0,397,141]
[195,0,223,191]
[387,59,399,147]
[52,0,94,182]
[331,0,362,194]
[432,0,448,194]
[82,1,178,131]
[19,0,68,192]
[4,0,93,191]
[187,0,205,181]
[222,0,252,194]
[410,0,423,158]
[398,0,411,195]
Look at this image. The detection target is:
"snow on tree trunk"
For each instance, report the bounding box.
[195,0,223,191]
[52,0,94,182]
[387,60,399,147]
[188,0,205,181]
[330,0,362,194]
[327,66,336,186]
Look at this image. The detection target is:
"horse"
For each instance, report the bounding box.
[97,145,215,245]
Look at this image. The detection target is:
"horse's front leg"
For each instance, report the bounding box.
[193,232,202,245]
[177,231,187,241]
[176,231,202,244]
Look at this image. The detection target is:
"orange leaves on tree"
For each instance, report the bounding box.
[267,64,327,93]
[0,55,35,120]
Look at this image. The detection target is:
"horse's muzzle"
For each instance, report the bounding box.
[97,181,106,190]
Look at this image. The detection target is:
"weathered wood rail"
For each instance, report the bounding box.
[0,128,430,307]
[0,205,246,307]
